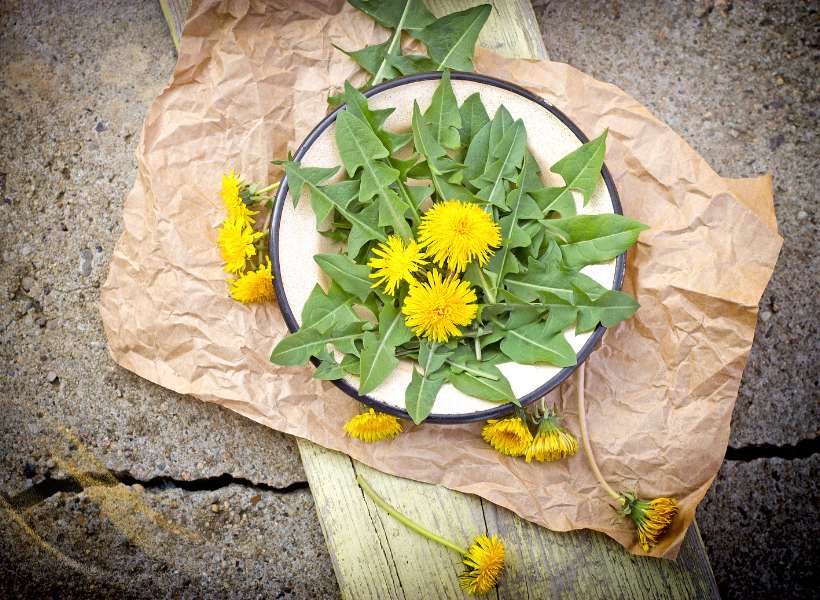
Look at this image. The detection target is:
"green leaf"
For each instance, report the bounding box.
[414,4,492,71]
[423,71,461,149]
[282,160,339,208]
[505,257,576,303]
[543,129,608,213]
[574,289,640,333]
[314,350,346,380]
[340,81,410,153]
[387,53,437,76]
[346,0,436,85]
[348,0,435,32]
[301,283,361,334]
[270,324,363,366]
[315,253,373,301]
[337,39,399,80]
[405,368,445,424]
[411,102,471,201]
[472,119,527,209]
[487,152,543,294]
[531,186,577,217]
[335,110,396,201]
[358,303,414,394]
[418,341,453,375]
[463,105,515,186]
[545,214,648,268]
[499,322,577,366]
[341,354,361,375]
[449,361,517,404]
[459,92,490,148]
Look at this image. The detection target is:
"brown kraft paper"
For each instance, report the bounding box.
[100,0,782,558]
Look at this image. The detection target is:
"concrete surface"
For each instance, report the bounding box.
[0,0,817,599]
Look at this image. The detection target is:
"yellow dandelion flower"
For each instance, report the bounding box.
[344,409,403,443]
[218,216,264,275]
[418,200,501,272]
[459,534,506,595]
[402,270,477,343]
[368,235,427,296]
[221,170,258,224]
[618,492,679,552]
[482,416,533,457]
[525,411,578,463]
[229,258,274,304]
[356,475,506,596]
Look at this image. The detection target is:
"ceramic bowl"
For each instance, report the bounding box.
[271,72,623,423]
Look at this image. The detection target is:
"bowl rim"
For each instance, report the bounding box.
[270,71,625,424]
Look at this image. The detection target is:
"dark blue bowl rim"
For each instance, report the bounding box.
[270,71,625,424]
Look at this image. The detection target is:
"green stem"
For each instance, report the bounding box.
[371,0,410,84]
[356,475,467,556]
[576,364,621,502]
[477,268,496,305]
[256,182,280,196]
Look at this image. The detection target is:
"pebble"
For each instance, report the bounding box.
[797,210,808,220]
[79,248,93,276]
[132,483,145,493]
[46,371,59,384]
[211,504,220,513]
[759,310,772,322]
[21,276,35,292]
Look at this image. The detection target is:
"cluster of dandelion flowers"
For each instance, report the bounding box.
[482,416,533,457]
[218,216,264,274]
[221,170,257,224]
[368,235,427,296]
[525,411,579,463]
[617,493,679,552]
[418,200,501,272]
[229,258,274,304]
[344,409,403,443]
[402,270,478,343]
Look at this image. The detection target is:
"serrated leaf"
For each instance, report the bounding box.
[336,110,397,201]
[459,92,490,148]
[340,81,410,153]
[418,341,453,375]
[341,354,361,375]
[500,322,577,366]
[282,160,340,208]
[314,350,346,380]
[358,303,414,394]
[315,253,373,301]
[423,71,461,149]
[405,368,445,424]
[448,361,517,404]
[387,53,437,76]
[346,0,436,85]
[301,283,360,334]
[545,214,649,268]
[414,4,491,71]
[270,324,363,366]
[531,186,577,217]
[463,120,490,183]
[487,153,543,296]
[574,289,640,333]
[411,102,471,201]
[348,0,435,32]
[543,129,608,212]
[505,257,576,303]
[472,119,527,209]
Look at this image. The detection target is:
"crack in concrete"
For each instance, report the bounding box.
[725,436,819,462]
[4,471,309,511]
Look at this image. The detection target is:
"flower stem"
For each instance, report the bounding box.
[576,364,621,502]
[356,475,467,556]
[256,182,280,196]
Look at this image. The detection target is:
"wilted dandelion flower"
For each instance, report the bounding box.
[482,416,533,457]
[459,534,506,595]
[229,258,274,304]
[617,492,679,552]
[218,216,264,274]
[525,410,578,463]
[344,409,403,443]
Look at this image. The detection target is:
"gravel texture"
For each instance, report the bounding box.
[0,0,817,599]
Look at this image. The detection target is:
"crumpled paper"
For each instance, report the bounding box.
[100,0,782,558]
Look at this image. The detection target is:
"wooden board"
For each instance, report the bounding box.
[158,1,720,598]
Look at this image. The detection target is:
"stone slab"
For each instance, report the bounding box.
[0,0,305,495]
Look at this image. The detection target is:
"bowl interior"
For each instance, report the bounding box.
[274,75,619,421]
